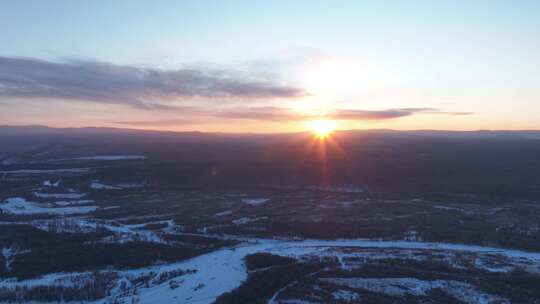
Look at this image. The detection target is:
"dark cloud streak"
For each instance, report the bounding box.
[332,108,472,120]
[114,107,473,127]
[212,106,306,121]
[0,56,306,108]
[114,118,198,126]
[216,107,473,121]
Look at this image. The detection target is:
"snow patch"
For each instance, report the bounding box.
[0,168,90,174]
[214,210,234,217]
[0,197,97,215]
[322,277,509,304]
[91,181,123,190]
[2,247,14,271]
[116,183,145,188]
[332,289,360,301]
[54,155,147,161]
[232,216,268,225]
[43,180,61,187]
[433,205,465,212]
[103,206,120,210]
[307,185,364,193]
[241,198,270,206]
[53,200,95,207]
[34,191,87,199]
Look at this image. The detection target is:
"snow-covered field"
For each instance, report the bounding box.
[34,191,87,199]
[241,198,270,206]
[50,155,147,161]
[232,216,268,225]
[43,180,61,187]
[0,197,97,215]
[121,238,540,303]
[90,180,145,190]
[321,277,509,304]
[90,181,123,190]
[3,236,540,304]
[0,168,91,174]
[213,210,234,217]
[53,200,95,206]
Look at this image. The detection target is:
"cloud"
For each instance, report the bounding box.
[332,109,419,120]
[213,107,472,121]
[331,108,473,120]
[212,106,306,121]
[113,106,300,127]
[0,56,306,109]
[114,118,199,127]
[113,107,473,126]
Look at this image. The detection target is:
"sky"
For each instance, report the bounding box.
[1,0,539,132]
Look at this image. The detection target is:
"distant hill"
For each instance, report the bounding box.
[2,125,540,198]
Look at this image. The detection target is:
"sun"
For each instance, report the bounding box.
[307,120,337,138]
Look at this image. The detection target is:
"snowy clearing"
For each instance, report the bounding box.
[90,181,123,190]
[34,192,87,199]
[43,180,61,187]
[214,210,234,217]
[0,197,97,215]
[332,289,361,301]
[321,277,509,304]
[51,155,147,161]
[3,236,540,304]
[232,216,268,225]
[53,200,95,206]
[71,238,540,303]
[241,198,270,206]
[116,183,145,188]
[0,168,91,174]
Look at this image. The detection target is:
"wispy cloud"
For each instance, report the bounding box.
[212,106,305,121]
[0,56,306,109]
[114,106,473,127]
[114,118,199,127]
[213,107,472,121]
[332,108,473,120]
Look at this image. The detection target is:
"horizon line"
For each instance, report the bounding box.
[2,124,540,136]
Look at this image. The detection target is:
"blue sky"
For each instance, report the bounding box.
[1,0,539,132]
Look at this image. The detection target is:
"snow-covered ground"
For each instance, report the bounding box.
[90,181,123,190]
[332,289,361,302]
[51,155,147,161]
[321,277,509,303]
[0,168,91,174]
[43,180,61,187]
[116,183,145,188]
[0,197,97,215]
[306,185,365,193]
[433,205,466,212]
[90,180,145,190]
[28,218,173,243]
[213,210,234,217]
[128,238,540,303]
[2,247,14,271]
[241,198,270,206]
[4,236,540,304]
[34,191,87,199]
[232,216,268,225]
[53,200,95,206]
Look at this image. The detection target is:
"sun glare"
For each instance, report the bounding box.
[304,59,366,99]
[307,120,337,138]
